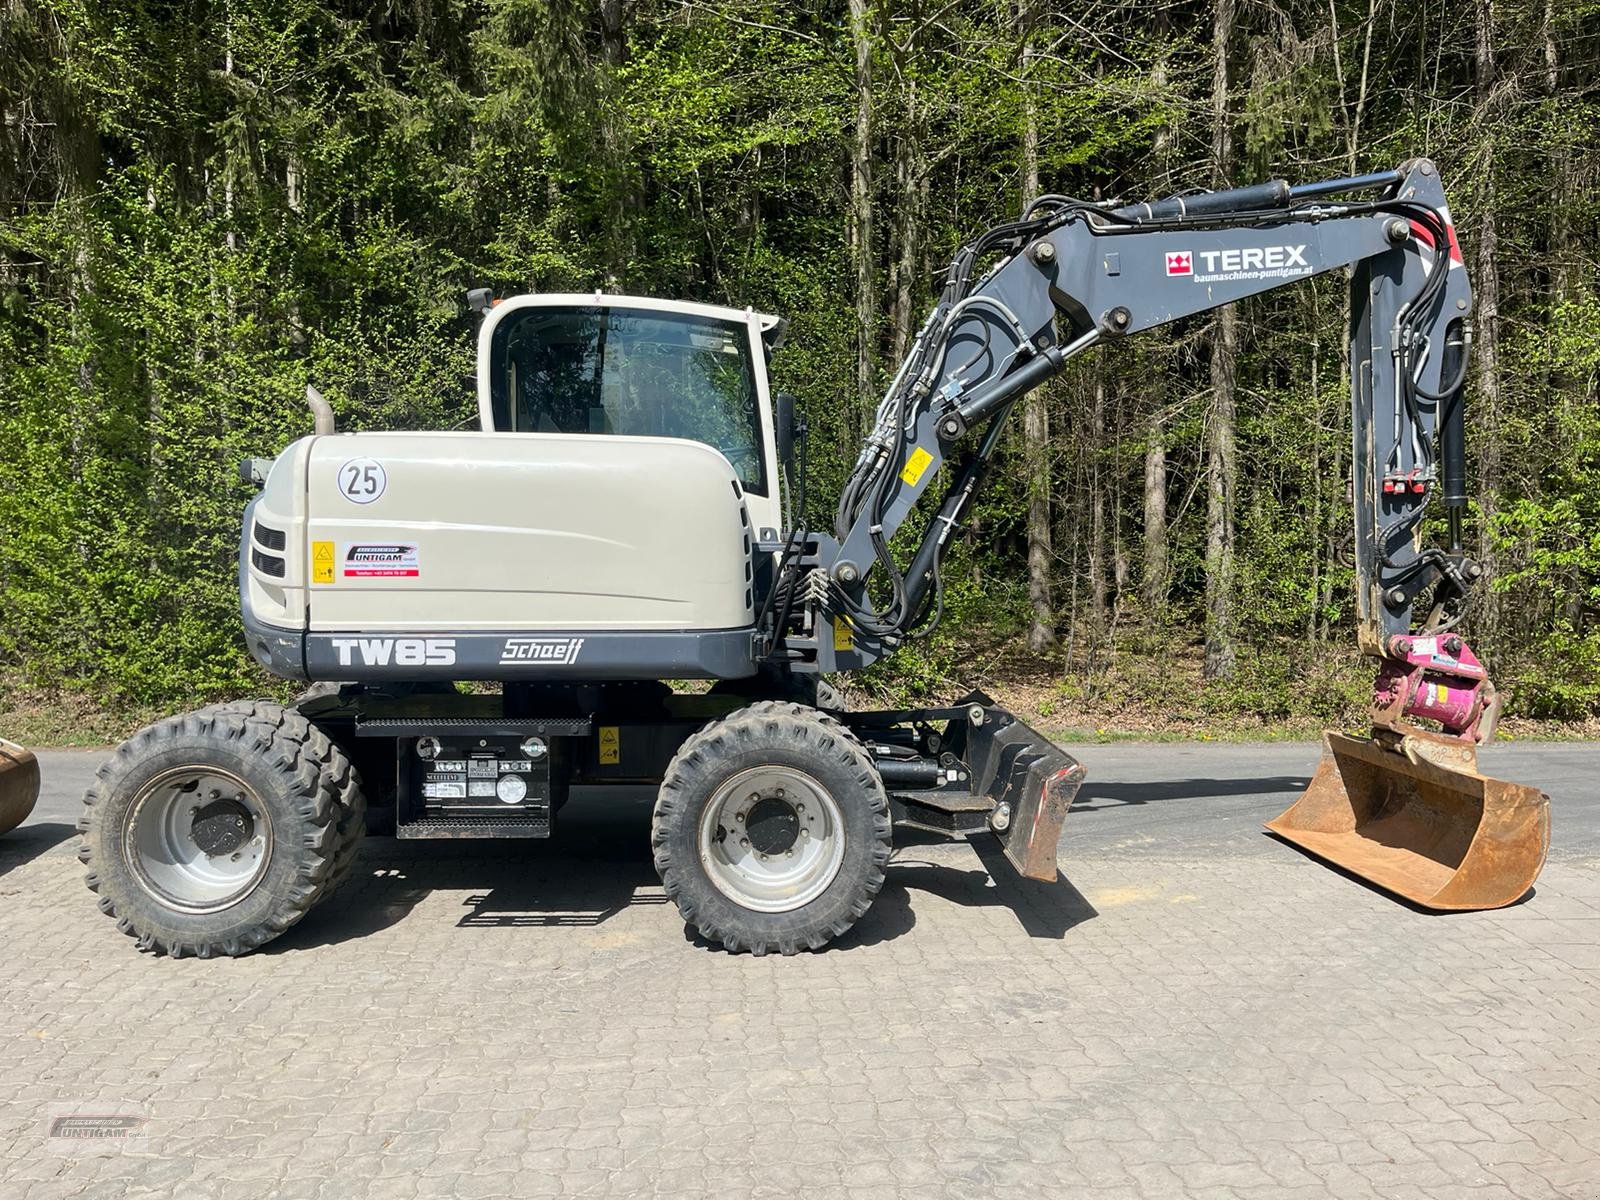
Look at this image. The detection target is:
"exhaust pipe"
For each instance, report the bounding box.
[306,384,335,436]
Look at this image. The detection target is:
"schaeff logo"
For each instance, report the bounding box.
[500,637,585,666]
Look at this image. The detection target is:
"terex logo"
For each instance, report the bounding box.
[1165,251,1192,276]
[500,637,585,666]
[1194,244,1309,275]
[331,637,456,667]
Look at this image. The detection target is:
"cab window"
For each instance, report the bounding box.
[489,305,767,496]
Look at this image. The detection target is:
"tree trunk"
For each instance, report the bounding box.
[889,81,924,366]
[848,0,876,418]
[1473,0,1502,649]
[1088,363,1109,644]
[1140,9,1172,618]
[1142,410,1169,616]
[1018,0,1053,652]
[1204,0,1238,681]
[599,0,632,284]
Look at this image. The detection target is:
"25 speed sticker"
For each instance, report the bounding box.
[342,543,420,578]
[337,457,387,504]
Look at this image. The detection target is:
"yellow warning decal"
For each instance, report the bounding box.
[900,446,934,487]
[833,621,854,653]
[311,540,335,584]
[598,726,620,765]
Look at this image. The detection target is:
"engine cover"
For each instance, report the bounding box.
[241,431,759,681]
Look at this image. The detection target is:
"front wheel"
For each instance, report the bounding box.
[652,702,890,954]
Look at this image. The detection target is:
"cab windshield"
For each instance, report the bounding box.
[489,305,767,495]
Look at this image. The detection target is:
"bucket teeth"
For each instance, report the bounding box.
[1266,730,1548,911]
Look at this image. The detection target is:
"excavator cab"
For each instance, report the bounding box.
[477,294,788,535]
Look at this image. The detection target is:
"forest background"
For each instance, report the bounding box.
[1,0,1596,743]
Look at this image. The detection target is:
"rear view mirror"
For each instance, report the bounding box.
[775,392,801,467]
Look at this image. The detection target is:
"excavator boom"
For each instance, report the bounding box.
[771,158,1548,910]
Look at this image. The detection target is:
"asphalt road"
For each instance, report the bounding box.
[16,737,1599,864]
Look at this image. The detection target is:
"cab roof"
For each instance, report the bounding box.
[488,292,785,343]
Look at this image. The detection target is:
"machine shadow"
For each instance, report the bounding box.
[269,793,1097,953]
[874,831,1099,941]
[1073,776,1312,810]
[0,821,77,879]
[266,793,668,952]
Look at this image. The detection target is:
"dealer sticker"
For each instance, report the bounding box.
[341,542,420,578]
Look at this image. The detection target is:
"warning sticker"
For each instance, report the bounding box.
[900,447,934,487]
[341,543,419,578]
[833,621,854,653]
[311,540,335,584]
[598,726,620,765]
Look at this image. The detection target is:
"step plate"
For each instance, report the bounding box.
[396,813,552,839]
[357,716,591,738]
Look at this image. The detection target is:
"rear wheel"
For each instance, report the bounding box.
[652,702,890,954]
[77,701,361,957]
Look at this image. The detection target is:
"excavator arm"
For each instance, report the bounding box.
[774,159,1548,909]
[818,160,1472,687]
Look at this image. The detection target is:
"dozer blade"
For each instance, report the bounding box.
[0,737,41,838]
[962,708,1086,882]
[1266,730,1548,911]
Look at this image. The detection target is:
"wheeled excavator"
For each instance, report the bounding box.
[77,158,1549,957]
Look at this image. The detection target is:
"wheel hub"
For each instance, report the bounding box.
[190,798,254,856]
[744,795,800,855]
[697,766,846,913]
[124,766,274,914]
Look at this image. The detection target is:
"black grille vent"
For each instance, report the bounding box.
[251,548,286,578]
[253,521,286,551]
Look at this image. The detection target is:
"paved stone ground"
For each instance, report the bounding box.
[2,743,1597,1199]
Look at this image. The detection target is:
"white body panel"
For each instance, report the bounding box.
[249,431,755,634]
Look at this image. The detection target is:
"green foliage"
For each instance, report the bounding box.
[0,0,1596,725]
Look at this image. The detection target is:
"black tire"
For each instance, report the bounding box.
[813,679,846,712]
[652,701,890,955]
[291,681,346,708]
[240,702,367,900]
[708,672,846,712]
[77,701,358,957]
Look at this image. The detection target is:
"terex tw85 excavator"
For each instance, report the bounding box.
[78,159,1549,957]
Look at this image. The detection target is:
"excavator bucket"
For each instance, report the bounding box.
[0,737,40,838]
[1266,731,1548,911]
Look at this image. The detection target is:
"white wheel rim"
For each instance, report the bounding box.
[697,765,846,913]
[124,766,274,914]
